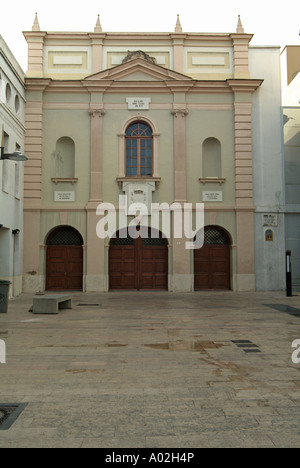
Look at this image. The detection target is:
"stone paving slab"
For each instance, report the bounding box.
[0,291,299,448]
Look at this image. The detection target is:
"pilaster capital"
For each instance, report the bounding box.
[171,105,189,118]
[89,104,106,117]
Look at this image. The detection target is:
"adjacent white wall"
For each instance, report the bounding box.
[250,46,286,290]
[0,35,25,297]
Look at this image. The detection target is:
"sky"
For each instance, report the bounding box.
[1,0,300,72]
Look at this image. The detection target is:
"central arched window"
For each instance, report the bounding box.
[125,122,153,176]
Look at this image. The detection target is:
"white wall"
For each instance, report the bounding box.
[0,35,25,297]
[283,107,300,289]
[250,46,286,290]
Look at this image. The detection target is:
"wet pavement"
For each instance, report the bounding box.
[0,290,300,448]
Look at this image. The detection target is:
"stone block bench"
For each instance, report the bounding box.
[32,294,73,314]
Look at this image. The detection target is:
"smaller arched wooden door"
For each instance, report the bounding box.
[46,226,83,291]
[194,226,231,290]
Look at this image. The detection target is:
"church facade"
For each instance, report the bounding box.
[22,15,285,293]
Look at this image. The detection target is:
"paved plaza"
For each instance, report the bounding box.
[0,290,299,448]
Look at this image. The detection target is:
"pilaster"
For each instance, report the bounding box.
[171,15,186,74]
[88,104,105,202]
[230,16,253,79]
[24,99,43,206]
[234,99,255,290]
[172,103,188,203]
[171,103,191,291]
[86,104,106,291]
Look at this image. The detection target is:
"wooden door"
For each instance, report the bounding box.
[109,232,168,290]
[46,245,83,291]
[139,237,168,290]
[194,226,231,290]
[109,244,137,290]
[194,244,230,290]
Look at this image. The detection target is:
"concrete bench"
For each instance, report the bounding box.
[32,294,73,314]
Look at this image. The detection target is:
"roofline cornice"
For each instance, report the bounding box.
[25,77,264,95]
[22,30,254,45]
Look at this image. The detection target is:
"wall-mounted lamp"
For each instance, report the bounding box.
[12,229,20,235]
[1,125,27,161]
[1,147,28,162]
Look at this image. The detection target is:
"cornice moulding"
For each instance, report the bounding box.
[227,79,264,92]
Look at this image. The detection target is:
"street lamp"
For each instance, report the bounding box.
[1,125,27,161]
[0,147,28,162]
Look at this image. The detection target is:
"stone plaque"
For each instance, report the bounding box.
[122,181,156,213]
[263,214,278,227]
[54,191,75,202]
[202,191,223,202]
[126,97,151,110]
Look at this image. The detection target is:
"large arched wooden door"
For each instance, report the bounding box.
[109,228,168,290]
[46,226,83,291]
[194,226,231,290]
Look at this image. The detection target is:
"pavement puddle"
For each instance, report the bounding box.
[144,340,227,353]
[35,342,128,349]
[65,369,105,374]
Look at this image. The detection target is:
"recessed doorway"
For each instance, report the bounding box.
[46,226,83,291]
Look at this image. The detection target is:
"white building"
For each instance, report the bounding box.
[251,46,286,290]
[0,35,26,297]
[281,45,300,291]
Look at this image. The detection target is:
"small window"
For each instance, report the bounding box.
[125,122,153,176]
[5,84,11,103]
[15,95,20,112]
[3,131,9,153]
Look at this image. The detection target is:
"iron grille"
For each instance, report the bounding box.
[204,227,230,245]
[0,406,17,426]
[142,237,166,246]
[0,403,28,430]
[111,228,166,246]
[48,229,83,246]
[111,236,134,246]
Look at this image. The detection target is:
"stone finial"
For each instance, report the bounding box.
[32,12,41,32]
[236,15,244,34]
[175,14,183,33]
[94,14,102,33]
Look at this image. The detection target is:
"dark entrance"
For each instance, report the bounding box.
[109,228,168,290]
[46,226,83,291]
[194,226,231,290]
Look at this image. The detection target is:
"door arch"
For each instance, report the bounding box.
[194,225,231,290]
[109,227,168,290]
[46,226,83,291]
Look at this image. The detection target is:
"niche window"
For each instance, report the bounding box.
[51,137,78,184]
[200,137,225,185]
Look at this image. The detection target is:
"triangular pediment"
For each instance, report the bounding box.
[85,57,194,83]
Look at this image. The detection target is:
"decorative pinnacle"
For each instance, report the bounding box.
[94,14,102,33]
[236,15,244,34]
[175,14,183,33]
[32,12,40,32]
